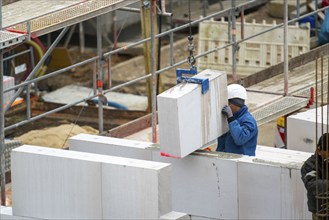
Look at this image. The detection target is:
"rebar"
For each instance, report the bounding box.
[283,0,288,96]
[0,0,5,206]
[231,0,237,81]
[97,16,104,133]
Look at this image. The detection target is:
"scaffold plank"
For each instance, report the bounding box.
[4,0,139,36]
[3,0,83,28]
[0,31,25,49]
[251,96,309,126]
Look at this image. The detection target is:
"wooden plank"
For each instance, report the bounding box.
[106,113,153,138]
[32,101,146,120]
[307,1,325,20]
[31,101,147,129]
[237,44,329,87]
[140,0,158,112]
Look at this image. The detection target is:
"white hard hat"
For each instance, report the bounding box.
[227,84,247,100]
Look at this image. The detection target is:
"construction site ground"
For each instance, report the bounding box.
[4,1,315,207]
[5,2,286,149]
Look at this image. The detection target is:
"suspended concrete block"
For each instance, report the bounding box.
[157,69,228,158]
[287,105,329,153]
[69,133,153,160]
[11,145,171,220]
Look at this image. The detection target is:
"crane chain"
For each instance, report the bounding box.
[187,0,195,68]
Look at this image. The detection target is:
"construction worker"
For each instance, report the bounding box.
[301,133,329,220]
[216,84,258,156]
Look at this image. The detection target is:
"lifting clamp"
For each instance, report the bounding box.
[176,67,209,94]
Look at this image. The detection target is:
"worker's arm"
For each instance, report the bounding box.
[301,155,328,196]
[228,118,257,146]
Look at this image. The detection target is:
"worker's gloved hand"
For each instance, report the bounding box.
[306,170,316,177]
[222,105,233,118]
[305,170,317,182]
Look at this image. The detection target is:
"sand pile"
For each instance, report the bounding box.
[14,123,98,149]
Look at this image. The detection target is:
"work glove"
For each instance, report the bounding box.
[306,170,316,177]
[222,105,233,118]
[305,170,317,182]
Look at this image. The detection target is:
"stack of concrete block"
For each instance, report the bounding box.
[157,69,228,158]
[69,134,312,219]
[3,76,15,108]
[70,134,239,219]
[287,105,329,153]
[11,145,172,219]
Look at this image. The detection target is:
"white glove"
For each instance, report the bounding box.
[306,170,316,177]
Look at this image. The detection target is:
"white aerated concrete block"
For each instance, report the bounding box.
[153,152,239,219]
[3,76,15,107]
[69,135,312,219]
[69,134,238,219]
[12,145,103,220]
[239,147,312,219]
[69,133,153,160]
[1,206,38,220]
[287,105,329,152]
[157,69,228,158]
[160,211,190,220]
[101,159,171,219]
[238,161,282,219]
[12,145,171,220]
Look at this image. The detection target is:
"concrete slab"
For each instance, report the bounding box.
[157,69,228,158]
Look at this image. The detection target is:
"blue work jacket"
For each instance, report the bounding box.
[216,105,258,156]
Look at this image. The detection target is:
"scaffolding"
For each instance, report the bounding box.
[0,0,329,213]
